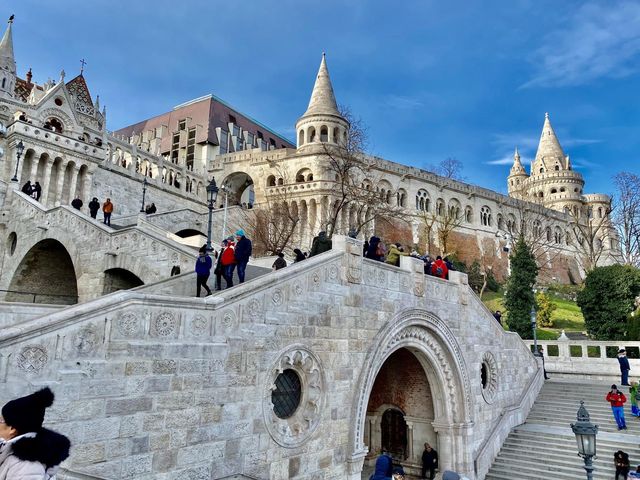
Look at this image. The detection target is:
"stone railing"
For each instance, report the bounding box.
[524,338,640,377]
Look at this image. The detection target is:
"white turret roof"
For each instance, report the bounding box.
[0,16,15,73]
[534,113,566,165]
[302,53,340,117]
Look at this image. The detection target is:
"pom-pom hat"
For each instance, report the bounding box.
[2,387,54,433]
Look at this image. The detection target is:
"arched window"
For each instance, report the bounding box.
[540,168,544,173]
[397,189,407,208]
[320,126,328,142]
[448,199,461,219]
[48,118,64,134]
[436,199,444,216]
[598,207,603,218]
[554,227,562,244]
[333,127,340,144]
[1,78,5,89]
[560,187,566,192]
[497,214,504,231]
[551,188,557,194]
[267,175,276,187]
[480,206,492,226]
[296,173,305,182]
[532,220,541,238]
[554,165,560,171]
[465,206,473,223]
[308,127,316,142]
[538,191,544,198]
[546,227,552,242]
[298,130,304,146]
[415,189,429,211]
[277,177,284,186]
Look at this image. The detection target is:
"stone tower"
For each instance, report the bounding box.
[507,147,528,199]
[0,16,16,97]
[295,53,349,150]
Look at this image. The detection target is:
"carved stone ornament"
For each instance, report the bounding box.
[481,351,499,404]
[117,313,139,337]
[74,325,98,354]
[263,346,326,448]
[328,264,339,280]
[272,289,284,306]
[220,309,236,330]
[154,312,176,336]
[190,315,208,336]
[247,298,262,320]
[16,345,48,374]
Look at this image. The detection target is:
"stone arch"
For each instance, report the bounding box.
[447,198,461,219]
[75,164,89,200]
[308,126,316,143]
[6,238,78,305]
[19,148,37,185]
[333,127,340,144]
[221,171,255,206]
[46,157,63,205]
[350,309,472,475]
[320,125,328,142]
[266,175,276,187]
[296,168,313,183]
[103,268,144,295]
[397,188,407,208]
[298,129,305,146]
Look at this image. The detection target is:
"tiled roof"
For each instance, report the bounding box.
[14,78,33,102]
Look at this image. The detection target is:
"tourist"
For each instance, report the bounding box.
[102,198,114,226]
[386,243,407,267]
[363,240,369,257]
[606,384,627,430]
[234,230,252,283]
[71,197,83,210]
[145,202,157,214]
[391,466,405,480]
[170,265,181,276]
[369,453,393,480]
[618,349,631,386]
[614,450,630,480]
[493,310,502,325]
[310,231,332,257]
[444,256,454,271]
[629,465,640,478]
[33,181,42,200]
[423,255,433,275]
[272,251,287,271]
[293,248,306,263]
[88,197,100,219]
[421,442,438,480]
[631,381,639,417]
[537,346,550,380]
[431,255,449,279]
[365,236,383,261]
[194,246,212,297]
[214,240,227,290]
[0,387,71,479]
[20,180,32,196]
[221,237,236,288]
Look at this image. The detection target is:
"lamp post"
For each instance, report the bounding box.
[11,140,25,182]
[531,297,540,357]
[139,177,148,213]
[571,401,598,480]
[206,177,219,252]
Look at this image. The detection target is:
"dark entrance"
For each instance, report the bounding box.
[103,268,144,295]
[381,408,407,459]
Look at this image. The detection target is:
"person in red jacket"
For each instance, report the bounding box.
[606,384,627,430]
[220,237,236,288]
[431,256,449,279]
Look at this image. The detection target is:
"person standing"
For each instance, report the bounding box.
[537,346,550,380]
[614,450,630,480]
[0,387,71,479]
[293,248,306,263]
[431,256,449,279]
[630,381,639,417]
[71,197,83,210]
[33,181,42,201]
[618,349,631,386]
[194,246,212,297]
[310,231,332,257]
[234,229,252,284]
[102,198,114,226]
[88,197,100,219]
[214,240,227,291]
[606,384,628,430]
[493,310,502,325]
[221,237,236,288]
[272,251,287,271]
[20,180,32,196]
[421,442,438,480]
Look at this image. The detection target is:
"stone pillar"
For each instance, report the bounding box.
[41,158,54,206]
[432,422,453,472]
[334,235,363,284]
[69,166,80,201]
[29,153,39,183]
[82,171,94,203]
[54,162,67,206]
[405,420,414,463]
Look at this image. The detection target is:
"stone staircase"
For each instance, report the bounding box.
[486,379,640,480]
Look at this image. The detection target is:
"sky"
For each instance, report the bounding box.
[5,0,640,196]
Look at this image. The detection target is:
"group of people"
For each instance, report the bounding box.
[369,445,463,480]
[20,180,42,200]
[614,449,640,479]
[78,197,114,225]
[194,230,252,296]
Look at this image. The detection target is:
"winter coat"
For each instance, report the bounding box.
[618,355,631,371]
[272,257,287,270]
[310,233,332,257]
[369,454,392,480]
[221,243,236,266]
[102,201,113,213]
[422,448,438,469]
[234,236,252,264]
[606,391,627,407]
[630,385,639,407]
[365,237,381,260]
[385,245,406,267]
[88,200,100,214]
[195,254,213,275]
[0,428,70,480]
[431,259,449,279]
[293,250,306,262]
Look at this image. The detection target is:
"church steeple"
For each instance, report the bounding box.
[533,113,567,172]
[295,53,349,150]
[0,15,16,96]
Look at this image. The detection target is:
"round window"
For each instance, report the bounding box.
[271,369,302,419]
[54,98,63,106]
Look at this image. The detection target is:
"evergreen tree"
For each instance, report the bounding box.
[505,235,539,338]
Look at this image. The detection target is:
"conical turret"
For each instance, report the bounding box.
[0,15,16,96]
[532,113,568,173]
[508,146,529,198]
[510,147,526,175]
[295,53,349,149]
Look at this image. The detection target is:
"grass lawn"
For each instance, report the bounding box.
[480,288,585,338]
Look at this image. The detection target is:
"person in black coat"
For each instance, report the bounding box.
[233,229,252,284]
[293,248,306,263]
[618,349,631,386]
[421,443,438,480]
[33,182,42,201]
[88,197,100,219]
[71,198,83,210]
[21,180,32,196]
[272,251,287,271]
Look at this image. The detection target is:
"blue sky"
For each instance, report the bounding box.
[5,0,640,196]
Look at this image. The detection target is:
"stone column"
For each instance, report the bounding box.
[54,162,67,206]
[82,171,94,203]
[432,422,453,472]
[41,158,54,206]
[69,166,80,201]
[29,153,39,183]
[405,420,414,463]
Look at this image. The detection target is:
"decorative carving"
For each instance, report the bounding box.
[328,264,339,280]
[272,289,284,306]
[117,313,139,337]
[247,299,262,320]
[293,282,304,296]
[481,351,499,404]
[311,271,321,287]
[220,309,236,330]
[190,315,208,336]
[73,326,98,354]
[17,345,48,374]
[154,312,176,336]
[263,345,326,448]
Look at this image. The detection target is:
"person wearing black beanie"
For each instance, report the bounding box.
[0,387,71,479]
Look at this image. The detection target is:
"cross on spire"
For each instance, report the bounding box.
[80,58,87,74]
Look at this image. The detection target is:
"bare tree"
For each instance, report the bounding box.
[613,172,640,267]
[429,157,465,181]
[320,106,411,238]
[417,205,463,256]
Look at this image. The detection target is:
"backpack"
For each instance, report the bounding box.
[435,266,444,277]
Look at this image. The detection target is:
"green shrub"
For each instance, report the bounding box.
[536,292,557,328]
[504,236,538,339]
[577,265,640,340]
[627,314,640,341]
[467,260,484,293]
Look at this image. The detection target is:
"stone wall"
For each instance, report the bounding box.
[0,237,541,479]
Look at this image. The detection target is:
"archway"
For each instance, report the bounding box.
[350,310,473,477]
[175,229,207,238]
[221,171,255,206]
[6,239,78,304]
[103,268,144,295]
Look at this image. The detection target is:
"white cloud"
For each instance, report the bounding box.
[521,2,640,88]
[384,94,424,109]
[487,154,518,166]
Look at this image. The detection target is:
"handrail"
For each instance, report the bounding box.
[0,289,78,304]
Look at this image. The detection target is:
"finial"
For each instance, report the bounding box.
[59,69,65,81]
[80,58,87,75]
[515,145,519,156]
[8,15,14,24]
[545,112,549,119]
[26,68,32,84]
[95,95,100,109]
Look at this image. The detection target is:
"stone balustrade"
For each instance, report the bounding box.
[525,338,640,378]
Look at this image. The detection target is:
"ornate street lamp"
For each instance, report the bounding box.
[11,140,25,182]
[205,177,219,252]
[139,177,148,213]
[571,401,598,480]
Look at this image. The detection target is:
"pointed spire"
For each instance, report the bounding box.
[0,15,16,73]
[514,146,520,161]
[302,53,340,117]
[510,145,526,175]
[534,112,565,164]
